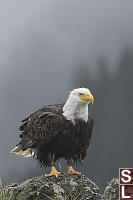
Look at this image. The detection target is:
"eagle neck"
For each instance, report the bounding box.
[63,98,88,123]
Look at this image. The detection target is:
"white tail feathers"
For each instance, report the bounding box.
[10,146,22,153]
[10,146,36,157]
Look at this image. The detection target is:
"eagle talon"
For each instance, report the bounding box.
[67,166,82,176]
[44,166,63,178]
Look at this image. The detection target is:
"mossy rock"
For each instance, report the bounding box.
[102,178,119,200]
[6,175,101,200]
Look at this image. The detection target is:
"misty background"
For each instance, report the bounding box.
[0,0,133,192]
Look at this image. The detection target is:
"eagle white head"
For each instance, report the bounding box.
[63,88,94,123]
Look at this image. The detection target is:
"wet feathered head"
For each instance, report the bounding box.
[63,88,94,122]
[69,88,94,104]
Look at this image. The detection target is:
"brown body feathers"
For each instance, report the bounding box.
[17,103,94,167]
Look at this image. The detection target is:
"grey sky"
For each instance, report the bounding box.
[1,0,133,72]
[0,0,133,189]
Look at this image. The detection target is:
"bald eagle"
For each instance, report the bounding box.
[11,88,94,177]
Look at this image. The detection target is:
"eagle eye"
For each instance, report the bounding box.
[78,93,84,96]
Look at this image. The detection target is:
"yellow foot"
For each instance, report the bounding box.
[67,166,82,176]
[44,166,63,178]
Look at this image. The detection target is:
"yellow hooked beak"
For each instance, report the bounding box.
[80,93,94,104]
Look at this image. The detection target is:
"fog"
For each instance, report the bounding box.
[0,0,133,191]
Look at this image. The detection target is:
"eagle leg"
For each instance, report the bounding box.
[67,158,82,176]
[44,165,63,178]
[44,154,63,178]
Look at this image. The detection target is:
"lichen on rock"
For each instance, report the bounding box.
[3,175,119,200]
[102,178,119,200]
[5,175,101,200]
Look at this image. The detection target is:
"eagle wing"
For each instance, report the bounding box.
[79,113,94,160]
[88,113,94,140]
[19,103,65,151]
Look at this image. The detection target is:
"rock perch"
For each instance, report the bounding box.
[5,175,101,200]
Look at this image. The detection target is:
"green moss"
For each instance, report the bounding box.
[0,178,9,200]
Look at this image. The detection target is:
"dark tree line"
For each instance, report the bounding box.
[71,47,133,190]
